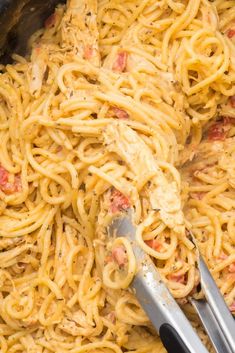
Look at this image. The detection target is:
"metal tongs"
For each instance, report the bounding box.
[108,210,235,353]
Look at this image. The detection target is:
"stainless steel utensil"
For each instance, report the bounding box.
[189,232,235,353]
[108,210,235,353]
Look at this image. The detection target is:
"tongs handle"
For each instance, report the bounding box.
[159,324,190,353]
[109,214,209,353]
[132,253,209,353]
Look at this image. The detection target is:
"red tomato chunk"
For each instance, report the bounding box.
[145,239,162,252]
[112,52,128,73]
[112,246,127,267]
[44,13,56,28]
[110,189,130,213]
[227,29,235,39]
[0,166,22,194]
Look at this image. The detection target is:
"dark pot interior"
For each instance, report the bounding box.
[0,0,65,63]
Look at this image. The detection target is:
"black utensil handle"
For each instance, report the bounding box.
[160,323,191,353]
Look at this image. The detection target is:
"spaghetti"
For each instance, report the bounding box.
[0,0,235,352]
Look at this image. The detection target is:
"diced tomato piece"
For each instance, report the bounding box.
[207,117,233,141]
[229,301,235,312]
[0,166,22,194]
[111,107,129,120]
[229,263,235,273]
[112,246,127,267]
[168,273,185,284]
[112,51,128,73]
[230,96,235,108]
[14,175,22,192]
[223,116,235,124]
[0,166,9,186]
[106,311,116,323]
[2,180,21,194]
[208,123,226,141]
[227,29,235,39]
[145,239,162,252]
[208,117,235,141]
[84,45,93,60]
[110,189,130,213]
[44,13,56,28]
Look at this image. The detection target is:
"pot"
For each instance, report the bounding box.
[0,0,64,63]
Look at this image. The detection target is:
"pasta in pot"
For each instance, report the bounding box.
[0,0,234,352]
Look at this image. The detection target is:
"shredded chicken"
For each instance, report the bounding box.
[58,310,94,337]
[0,237,23,251]
[103,121,184,232]
[61,0,100,66]
[29,46,48,98]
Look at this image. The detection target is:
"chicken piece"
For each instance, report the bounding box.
[61,0,100,66]
[0,269,12,288]
[103,121,184,232]
[0,237,23,251]
[103,121,157,190]
[69,310,89,327]
[20,316,39,329]
[219,98,235,119]
[58,318,81,336]
[58,310,93,337]
[29,46,48,98]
